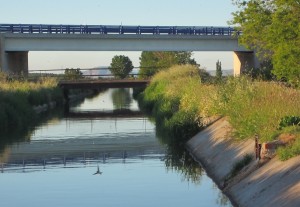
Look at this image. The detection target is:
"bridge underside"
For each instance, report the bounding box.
[0,33,256,75]
[59,79,149,90]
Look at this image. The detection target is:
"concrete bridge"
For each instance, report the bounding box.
[0,24,259,76]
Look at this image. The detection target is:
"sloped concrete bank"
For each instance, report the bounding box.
[186,117,300,207]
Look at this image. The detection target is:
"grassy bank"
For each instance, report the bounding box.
[138,65,300,160]
[0,75,64,133]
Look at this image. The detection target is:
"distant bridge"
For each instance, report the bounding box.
[59,79,149,89]
[0,23,259,76]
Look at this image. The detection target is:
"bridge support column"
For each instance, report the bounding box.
[233,51,260,76]
[0,36,5,73]
[0,36,28,75]
[5,51,29,75]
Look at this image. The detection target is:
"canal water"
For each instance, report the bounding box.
[0,88,232,207]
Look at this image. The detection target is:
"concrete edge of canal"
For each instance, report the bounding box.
[186,117,300,207]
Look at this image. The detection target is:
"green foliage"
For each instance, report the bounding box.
[216,77,300,141]
[0,77,64,133]
[279,116,300,130]
[243,60,274,80]
[64,68,83,80]
[231,0,300,86]
[216,60,222,82]
[139,64,300,159]
[229,154,253,178]
[109,55,134,79]
[139,65,205,141]
[277,138,300,161]
[139,51,199,78]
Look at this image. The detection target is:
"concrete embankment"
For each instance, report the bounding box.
[186,117,300,207]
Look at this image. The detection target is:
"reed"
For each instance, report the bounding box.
[138,65,300,159]
[0,75,63,132]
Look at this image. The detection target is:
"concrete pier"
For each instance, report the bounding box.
[0,36,28,74]
[233,51,260,76]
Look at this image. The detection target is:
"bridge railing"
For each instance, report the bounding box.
[0,24,240,36]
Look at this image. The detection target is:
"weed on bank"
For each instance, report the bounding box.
[0,75,63,132]
[139,65,300,160]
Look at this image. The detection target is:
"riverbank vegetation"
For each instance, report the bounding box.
[231,0,300,87]
[138,65,300,160]
[0,73,63,133]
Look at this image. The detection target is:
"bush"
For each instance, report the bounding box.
[279,116,300,130]
[277,138,300,161]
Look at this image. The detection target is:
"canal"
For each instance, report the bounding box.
[0,88,232,207]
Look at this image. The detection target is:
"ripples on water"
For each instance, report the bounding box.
[0,89,232,207]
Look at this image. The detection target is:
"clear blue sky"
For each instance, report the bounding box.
[0,0,237,71]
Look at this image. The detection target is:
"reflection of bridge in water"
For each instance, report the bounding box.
[65,109,145,119]
[0,133,165,173]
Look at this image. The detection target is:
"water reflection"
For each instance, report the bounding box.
[111,88,132,109]
[0,88,232,207]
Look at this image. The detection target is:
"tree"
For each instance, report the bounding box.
[216,60,222,82]
[64,68,82,80]
[109,55,134,79]
[231,0,300,86]
[139,51,199,78]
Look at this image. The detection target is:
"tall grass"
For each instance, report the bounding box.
[138,65,300,159]
[217,78,300,142]
[139,65,217,141]
[0,75,63,132]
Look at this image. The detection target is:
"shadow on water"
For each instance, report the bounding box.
[0,109,61,149]
[155,121,205,184]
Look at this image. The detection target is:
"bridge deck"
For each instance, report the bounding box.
[58,79,149,89]
[0,24,238,36]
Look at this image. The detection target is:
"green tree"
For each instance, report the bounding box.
[139,51,199,78]
[109,55,134,79]
[216,60,222,82]
[231,0,300,86]
[64,68,82,80]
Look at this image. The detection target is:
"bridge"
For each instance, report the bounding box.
[0,24,259,76]
[59,79,149,89]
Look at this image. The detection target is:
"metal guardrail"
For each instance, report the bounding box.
[0,24,239,36]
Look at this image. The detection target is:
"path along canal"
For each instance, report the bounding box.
[0,88,232,207]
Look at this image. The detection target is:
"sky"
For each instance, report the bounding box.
[0,0,237,71]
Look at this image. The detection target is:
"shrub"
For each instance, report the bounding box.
[277,138,300,161]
